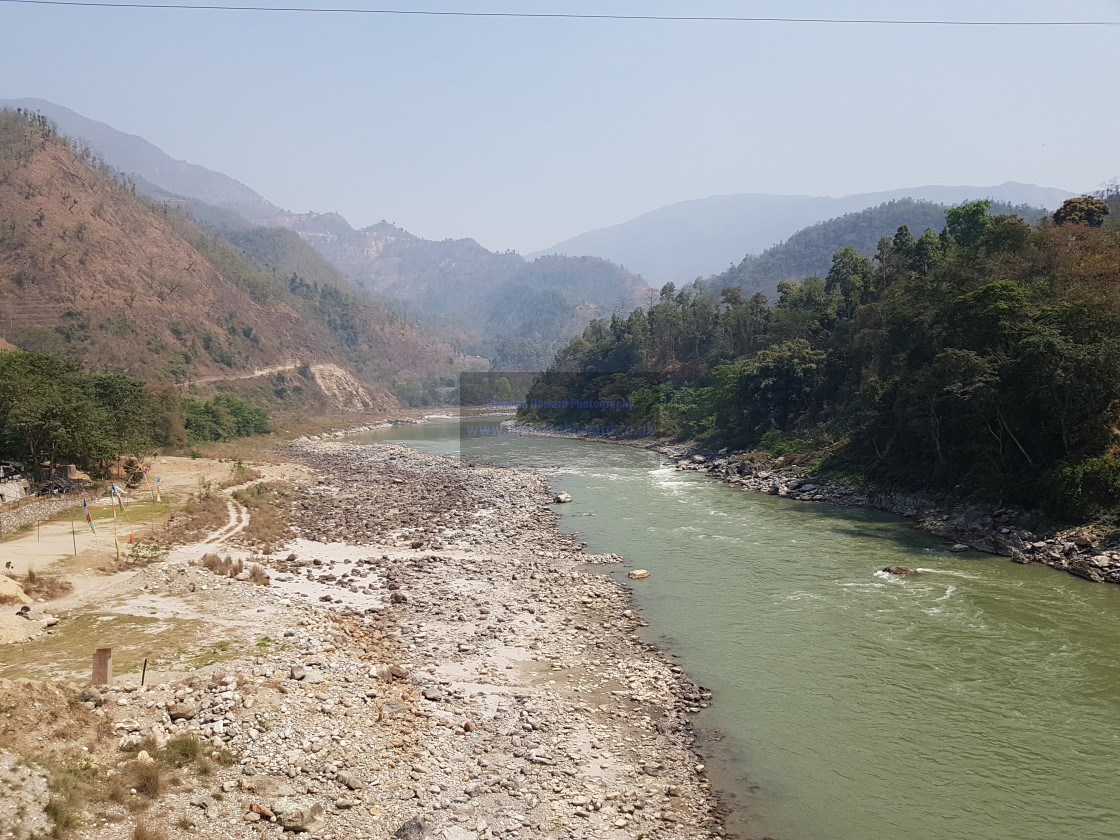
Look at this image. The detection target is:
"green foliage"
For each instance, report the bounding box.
[0,350,176,475]
[529,208,1120,520]
[180,394,270,443]
[709,198,1048,301]
[1046,453,1120,518]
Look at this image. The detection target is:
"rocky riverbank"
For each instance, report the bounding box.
[665,448,1120,585]
[302,416,1120,585]
[6,438,727,840]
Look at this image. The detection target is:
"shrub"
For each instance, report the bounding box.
[1046,452,1120,518]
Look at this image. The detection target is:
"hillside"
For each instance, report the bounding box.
[535,183,1077,287]
[528,197,1120,518]
[0,109,454,409]
[711,198,1050,300]
[278,214,650,368]
[3,100,649,370]
[0,97,284,225]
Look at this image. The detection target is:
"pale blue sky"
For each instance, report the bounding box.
[2,0,1118,251]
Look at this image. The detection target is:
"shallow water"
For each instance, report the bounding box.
[351,419,1120,840]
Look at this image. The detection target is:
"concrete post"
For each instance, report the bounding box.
[92,648,113,685]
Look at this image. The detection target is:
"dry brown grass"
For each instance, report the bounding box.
[19,568,73,601]
[172,493,228,543]
[132,822,168,840]
[233,482,290,553]
[199,553,269,586]
[219,459,264,489]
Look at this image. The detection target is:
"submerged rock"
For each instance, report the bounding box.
[881,566,919,576]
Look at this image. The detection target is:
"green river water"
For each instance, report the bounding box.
[353,418,1120,840]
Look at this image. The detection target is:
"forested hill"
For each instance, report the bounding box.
[711,198,1049,300]
[0,109,455,407]
[527,195,1120,520]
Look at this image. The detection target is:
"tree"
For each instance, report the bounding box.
[944,200,992,250]
[1052,196,1110,228]
[825,246,875,317]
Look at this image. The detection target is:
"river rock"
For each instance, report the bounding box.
[881,566,919,575]
[394,819,429,840]
[628,569,651,580]
[168,701,199,720]
[79,687,104,707]
[553,492,573,503]
[272,796,326,832]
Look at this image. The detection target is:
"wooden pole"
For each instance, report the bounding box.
[70,513,77,556]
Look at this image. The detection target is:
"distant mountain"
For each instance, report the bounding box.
[709,198,1052,300]
[534,183,1078,287]
[0,109,455,410]
[0,97,285,224]
[277,215,649,369]
[4,99,646,369]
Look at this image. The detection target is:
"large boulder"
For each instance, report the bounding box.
[272,797,326,833]
[168,701,199,721]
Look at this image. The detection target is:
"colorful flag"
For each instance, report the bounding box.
[83,499,95,533]
[117,494,125,511]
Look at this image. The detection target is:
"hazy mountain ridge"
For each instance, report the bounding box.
[3,99,648,368]
[537,183,1079,287]
[276,213,649,367]
[0,97,286,224]
[0,110,453,407]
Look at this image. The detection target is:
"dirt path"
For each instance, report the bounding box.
[175,362,298,388]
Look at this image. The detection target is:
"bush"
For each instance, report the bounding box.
[1046,453,1120,517]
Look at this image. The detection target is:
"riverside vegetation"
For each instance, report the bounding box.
[525,194,1120,523]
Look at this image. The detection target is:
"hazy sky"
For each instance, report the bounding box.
[2,0,1118,252]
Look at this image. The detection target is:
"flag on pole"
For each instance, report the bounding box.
[83,500,95,533]
[117,493,125,511]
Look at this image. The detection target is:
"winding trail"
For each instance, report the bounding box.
[201,498,249,545]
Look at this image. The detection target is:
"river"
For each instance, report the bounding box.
[351,418,1120,840]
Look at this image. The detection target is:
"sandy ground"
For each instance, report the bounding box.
[0,456,307,578]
